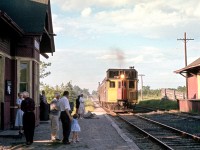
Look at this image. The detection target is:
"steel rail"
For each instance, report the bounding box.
[117,114,174,150]
[136,114,200,141]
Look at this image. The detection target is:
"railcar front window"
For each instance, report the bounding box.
[129,81,134,88]
[109,71,118,78]
[110,81,115,88]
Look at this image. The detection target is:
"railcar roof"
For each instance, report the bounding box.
[106,68,137,72]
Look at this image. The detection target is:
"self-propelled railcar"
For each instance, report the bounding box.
[98,67,138,111]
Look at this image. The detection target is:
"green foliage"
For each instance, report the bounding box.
[42,84,55,103]
[138,99,178,110]
[40,61,51,79]
[85,99,94,107]
[177,86,186,92]
[91,90,98,97]
[139,86,161,100]
[139,85,186,101]
[84,99,94,112]
[41,82,91,104]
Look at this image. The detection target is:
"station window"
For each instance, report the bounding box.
[110,81,115,88]
[129,81,134,88]
[20,62,29,92]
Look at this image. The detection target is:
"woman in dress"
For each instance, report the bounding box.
[78,94,85,119]
[71,114,81,143]
[15,92,24,135]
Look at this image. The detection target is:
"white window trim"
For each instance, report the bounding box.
[17,60,32,97]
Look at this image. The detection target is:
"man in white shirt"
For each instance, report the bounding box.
[59,91,72,144]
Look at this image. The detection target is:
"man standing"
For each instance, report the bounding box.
[40,90,49,121]
[41,90,47,104]
[50,92,60,141]
[59,91,72,144]
[21,91,35,145]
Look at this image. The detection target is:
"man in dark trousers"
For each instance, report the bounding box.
[59,91,72,144]
[76,95,80,115]
[21,91,35,145]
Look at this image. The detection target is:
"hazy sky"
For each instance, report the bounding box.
[41,0,200,92]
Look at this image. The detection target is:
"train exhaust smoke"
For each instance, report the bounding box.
[111,48,125,68]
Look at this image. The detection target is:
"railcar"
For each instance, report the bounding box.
[98,67,138,111]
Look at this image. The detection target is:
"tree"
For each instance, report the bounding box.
[41,83,91,103]
[142,86,151,95]
[40,61,51,79]
[177,86,186,92]
[92,90,98,96]
[73,85,82,96]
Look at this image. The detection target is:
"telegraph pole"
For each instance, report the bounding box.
[138,74,145,101]
[177,32,194,99]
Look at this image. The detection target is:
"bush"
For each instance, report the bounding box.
[138,99,178,110]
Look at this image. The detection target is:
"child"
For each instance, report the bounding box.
[71,114,81,143]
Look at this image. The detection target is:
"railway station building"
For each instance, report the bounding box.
[0,0,55,129]
[175,57,200,112]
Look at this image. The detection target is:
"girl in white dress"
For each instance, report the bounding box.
[71,114,81,143]
[15,93,24,135]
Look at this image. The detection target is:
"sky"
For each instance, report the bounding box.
[41,0,200,92]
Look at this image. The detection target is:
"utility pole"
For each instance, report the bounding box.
[177,32,194,99]
[138,74,145,101]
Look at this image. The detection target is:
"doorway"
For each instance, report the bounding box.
[0,55,5,127]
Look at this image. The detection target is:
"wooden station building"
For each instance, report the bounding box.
[175,57,200,113]
[0,0,55,129]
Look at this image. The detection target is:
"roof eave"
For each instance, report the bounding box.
[41,53,49,59]
[174,65,200,74]
[0,10,24,35]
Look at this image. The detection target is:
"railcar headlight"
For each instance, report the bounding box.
[120,74,125,79]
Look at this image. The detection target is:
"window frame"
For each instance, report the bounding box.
[19,61,29,92]
[109,81,115,88]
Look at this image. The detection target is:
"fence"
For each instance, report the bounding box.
[161,88,186,100]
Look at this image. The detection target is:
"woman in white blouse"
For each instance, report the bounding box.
[78,94,85,119]
[15,92,24,135]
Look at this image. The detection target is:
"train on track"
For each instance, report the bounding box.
[98,67,138,112]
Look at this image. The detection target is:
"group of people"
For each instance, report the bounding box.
[49,92,85,144]
[14,90,85,145]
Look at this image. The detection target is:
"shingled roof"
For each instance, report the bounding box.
[0,0,55,54]
[174,57,200,74]
[0,0,48,33]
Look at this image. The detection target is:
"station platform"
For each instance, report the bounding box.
[0,102,140,150]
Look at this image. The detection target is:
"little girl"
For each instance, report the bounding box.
[71,114,81,143]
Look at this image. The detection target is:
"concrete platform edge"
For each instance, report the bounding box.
[104,114,140,150]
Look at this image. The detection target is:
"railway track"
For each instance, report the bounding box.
[117,114,200,150]
[141,112,200,137]
[111,114,166,150]
[133,105,166,113]
[101,101,200,149]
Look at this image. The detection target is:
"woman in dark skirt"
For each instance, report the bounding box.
[21,91,35,145]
